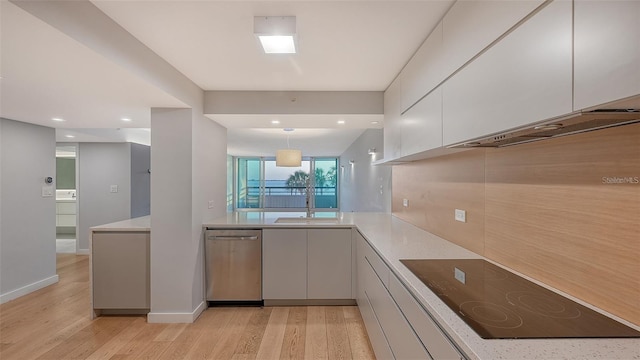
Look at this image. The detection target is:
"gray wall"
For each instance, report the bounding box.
[130,143,151,218]
[78,143,131,251]
[339,129,392,212]
[0,119,57,302]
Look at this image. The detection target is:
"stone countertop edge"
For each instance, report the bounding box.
[203,211,640,360]
[90,215,150,232]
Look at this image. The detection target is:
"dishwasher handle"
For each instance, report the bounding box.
[207,235,259,241]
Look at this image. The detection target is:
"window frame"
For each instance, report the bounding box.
[232,156,340,212]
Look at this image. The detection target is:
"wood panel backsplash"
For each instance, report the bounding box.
[392,123,640,325]
[393,150,486,255]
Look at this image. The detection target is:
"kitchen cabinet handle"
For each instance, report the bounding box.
[208,236,259,241]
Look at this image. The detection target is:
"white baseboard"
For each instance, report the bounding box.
[147,301,207,323]
[76,249,89,255]
[0,275,59,304]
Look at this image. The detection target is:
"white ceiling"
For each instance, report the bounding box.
[1,0,455,154]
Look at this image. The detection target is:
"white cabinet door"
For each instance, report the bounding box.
[262,229,307,300]
[574,0,640,110]
[441,0,544,78]
[400,88,443,157]
[443,0,573,146]
[400,23,445,112]
[384,77,402,161]
[307,229,351,299]
[92,232,150,309]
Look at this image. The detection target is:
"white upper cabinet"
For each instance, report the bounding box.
[400,88,442,156]
[442,0,573,146]
[441,0,545,78]
[400,23,444,112]
[383,76,402,161]
[574,0,640,110]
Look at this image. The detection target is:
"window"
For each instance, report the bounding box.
[234,157,338,211]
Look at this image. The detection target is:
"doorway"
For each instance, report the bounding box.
[55,145,78,253]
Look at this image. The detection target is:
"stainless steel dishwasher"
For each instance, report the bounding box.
[205,229,262,305]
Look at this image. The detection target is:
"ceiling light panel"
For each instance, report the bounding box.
[254,16,297,54]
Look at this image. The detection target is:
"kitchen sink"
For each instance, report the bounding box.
[274,217,340,224]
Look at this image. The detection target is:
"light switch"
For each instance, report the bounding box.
[208,200,214,209]
[403,199,409,207]
[110,185,118,193]
[41,186,54,197]
[455,209,466,223]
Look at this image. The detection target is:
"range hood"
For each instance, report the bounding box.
[448,109,640,148]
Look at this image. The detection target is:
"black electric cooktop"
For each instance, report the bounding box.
[400,259,640,339]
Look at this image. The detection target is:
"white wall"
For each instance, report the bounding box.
[130,143,151,218]
[78,143,131,252]
[0,118,58,303]
[340,129,392,212]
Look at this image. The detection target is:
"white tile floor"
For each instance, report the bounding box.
[56,239,76,253]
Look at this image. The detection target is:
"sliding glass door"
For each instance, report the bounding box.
[234,157,338,211]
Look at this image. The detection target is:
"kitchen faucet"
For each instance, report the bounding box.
[305,178,313,217]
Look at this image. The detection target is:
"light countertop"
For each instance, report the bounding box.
[204,211,640,360]
[90,216,150,232]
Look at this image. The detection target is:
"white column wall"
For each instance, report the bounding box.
[149,108,196,320]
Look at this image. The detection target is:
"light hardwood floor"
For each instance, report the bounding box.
[0,254,375,360]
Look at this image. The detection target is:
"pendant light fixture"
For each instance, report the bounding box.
[276,128,302,167]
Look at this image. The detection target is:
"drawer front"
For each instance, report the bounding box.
[389,274,463,360]
[364,258,432,360]
[359,290,395,360]
[358,233,390,288]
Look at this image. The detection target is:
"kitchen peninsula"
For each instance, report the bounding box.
[89,216,150,319]
[204,212,640,360]
[88,212,640,359]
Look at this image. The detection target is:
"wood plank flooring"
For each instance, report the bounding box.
[0,254,376,360]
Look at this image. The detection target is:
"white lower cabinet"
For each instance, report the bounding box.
[263,228,352,301]
[262,229,308,299]
[308,229,352,299]
[92,231,150,310]
[356,231,464,360]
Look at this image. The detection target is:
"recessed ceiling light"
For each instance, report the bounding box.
[371,121,379,125]
[337,120,345,125]
[271,120,280,124]
[52,117,65,122]
[121,117,132,122]
[65,135,75,138]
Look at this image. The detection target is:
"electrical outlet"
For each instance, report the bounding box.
[455,209,466,223]
[110,185,118,193]
[454,267,466,284]
[403,199,409,207]
[208,200,214,209]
